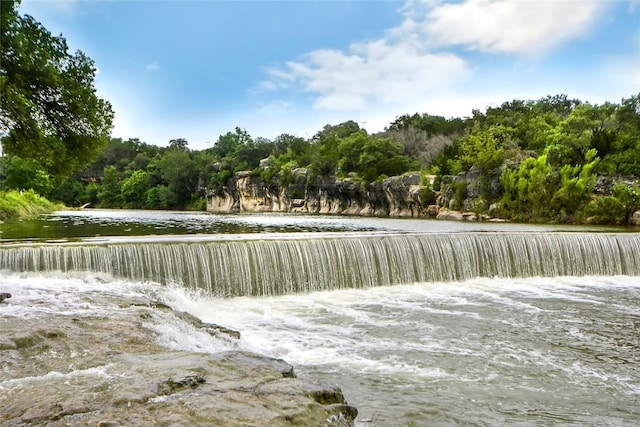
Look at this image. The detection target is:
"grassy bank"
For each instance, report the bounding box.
[0,190,64,221]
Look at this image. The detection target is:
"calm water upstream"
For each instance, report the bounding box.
[1,210,639,426]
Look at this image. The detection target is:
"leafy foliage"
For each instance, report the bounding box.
[0,0,114,181]
[0,189,62,220]
[2,155,52,195]
[613,182,640,224]
[584,196,626,225]
[501,154,552,220]
[336,131,418,183]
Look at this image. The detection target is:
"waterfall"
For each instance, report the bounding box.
[1,232,638,297]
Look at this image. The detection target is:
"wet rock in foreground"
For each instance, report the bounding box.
[0,292,357,426]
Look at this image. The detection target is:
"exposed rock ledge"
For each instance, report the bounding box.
[207,171,509,222]
[0,293,357,426]
[207,171,427,218]
[207,170,640,226]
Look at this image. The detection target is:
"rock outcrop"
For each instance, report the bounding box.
[436,166,501,212]
[207,171,428,218]
[0,291,357,426]
[207,170,640,225]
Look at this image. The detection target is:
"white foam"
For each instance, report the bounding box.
[142,311,238,354]
[0,271,235,355]
[0,270,155,319]
[159,275,640,380]
[0,365,113,391]
[4,271,639,412]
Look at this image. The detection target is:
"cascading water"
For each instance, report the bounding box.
[1,232,639,296]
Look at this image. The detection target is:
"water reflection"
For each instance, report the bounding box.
[0,208,628,243]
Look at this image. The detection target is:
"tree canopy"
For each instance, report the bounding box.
[0,0,113,181]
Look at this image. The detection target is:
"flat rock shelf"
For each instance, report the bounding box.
[0,290,357,427]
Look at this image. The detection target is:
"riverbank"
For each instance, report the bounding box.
[0,190,64,221]
[0,275,357,426]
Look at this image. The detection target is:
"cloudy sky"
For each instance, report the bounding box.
[21,0,640,150]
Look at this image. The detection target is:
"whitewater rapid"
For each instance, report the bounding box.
[162,275,640,426]
[2,272,639,425]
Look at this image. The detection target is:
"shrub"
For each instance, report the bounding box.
[0,190,62,220]
[419,183,436,206]
[584,196,626,225]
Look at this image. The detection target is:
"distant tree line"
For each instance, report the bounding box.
[1,93,638,224]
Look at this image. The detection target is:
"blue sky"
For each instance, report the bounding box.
[21,0,640,150]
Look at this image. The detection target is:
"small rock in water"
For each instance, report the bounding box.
[0,292,11,303]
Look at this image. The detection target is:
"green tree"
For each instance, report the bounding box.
[613,182,640,225]
[154,150,197,208]
[96,166,123,207]
[2,155,52,195]
[584,196,626,225]
[550,148,599,220]
[81,182,100,207]
[273,134,309,159]
[600,94,640,175]
[212,127,252,159]
[310,121,362,176]
[168,138,189,151]
[0,0,114,181]
[458,126,509,173]
[337,132,417,183]
[121,170,150,208]
[501,154,552,220]
[49,175,85,206]
[145,185,173,210]
[544,104,612,167]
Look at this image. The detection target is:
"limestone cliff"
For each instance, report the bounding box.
[206,170,640,225]
[206,170,431,218]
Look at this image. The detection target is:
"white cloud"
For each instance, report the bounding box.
[420,0,605,55]
[267,38,471,112]
[145,62,161,72]
[255,100,293,115]
[256,81,278,92]
[598,57,640,100]
[261,0,607,117]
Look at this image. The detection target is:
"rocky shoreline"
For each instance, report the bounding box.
[0,289,357,426]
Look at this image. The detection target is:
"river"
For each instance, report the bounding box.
[1,210,639,426]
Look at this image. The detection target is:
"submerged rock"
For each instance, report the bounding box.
[0,291,357,426]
